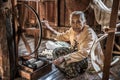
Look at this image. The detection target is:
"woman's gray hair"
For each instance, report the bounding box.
[70,11,86,24]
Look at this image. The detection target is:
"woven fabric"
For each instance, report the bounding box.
[52,47,88,79]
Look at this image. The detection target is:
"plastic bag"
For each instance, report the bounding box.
[45,40,70,50]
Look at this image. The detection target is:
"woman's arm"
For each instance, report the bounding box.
[42,20,60,35]
[64,29,97,64]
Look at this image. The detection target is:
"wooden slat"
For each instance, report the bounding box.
[55,0,58,26]
[21,33,32,54]
[59,0,65,26]
[24,28,40,36]
[102,0,120,80]
[34,31,39,59]
[19,62,52,80]
[39,65,64,80]
[39,1,46,20]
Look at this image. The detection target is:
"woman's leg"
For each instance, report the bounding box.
[52,47,88,79]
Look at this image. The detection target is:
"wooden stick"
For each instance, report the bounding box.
[102,0,120,80]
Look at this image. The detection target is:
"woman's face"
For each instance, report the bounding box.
[71,14,84,32]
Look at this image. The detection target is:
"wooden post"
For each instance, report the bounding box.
[0,0,16,79]
[11,0,19,68]
[102,0,120,80]
[59,0,65,26]
[0,11,11,80]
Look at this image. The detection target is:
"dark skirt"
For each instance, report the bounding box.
[52,47,88,79]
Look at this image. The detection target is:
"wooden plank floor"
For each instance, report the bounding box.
[16,39,120,80]
[38,64,100,80]
[39,65,65,80]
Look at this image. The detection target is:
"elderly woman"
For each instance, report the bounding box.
[43,11,102,78]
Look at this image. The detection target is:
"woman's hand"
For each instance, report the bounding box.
[41,20,50,29]
[41,20,60,35]
[52,57,65,66]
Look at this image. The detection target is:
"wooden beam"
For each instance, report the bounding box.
[11,0,18,67]
[55,0,58,26]
[102,0,120,80]
[57,0,65,26]
[0,0,16,79]
[0,13,11,80]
